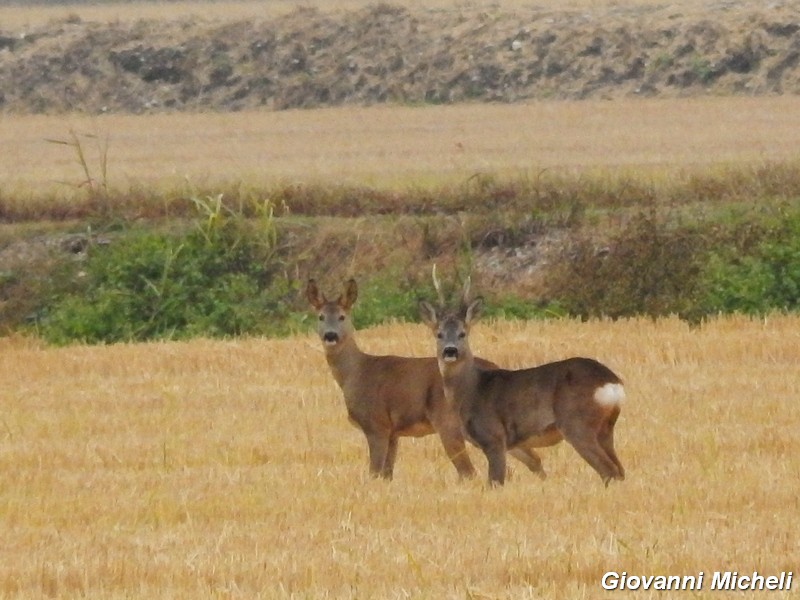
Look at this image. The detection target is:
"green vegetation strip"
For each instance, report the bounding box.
[2,165,800,344]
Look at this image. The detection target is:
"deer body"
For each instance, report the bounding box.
[420,294,626,486]
[307,279,478,480]
[325,345,441,439]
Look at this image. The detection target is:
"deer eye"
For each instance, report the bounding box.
[458,332,466,339]
[436,332,444,339]
[318,315,324,321]
[338,315,346,322]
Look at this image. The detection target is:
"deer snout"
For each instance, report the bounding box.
[322,331,340,345]
[442,346,459,362]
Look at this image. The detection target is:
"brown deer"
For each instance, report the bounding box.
[418,277,626,486]
[307,278,550,482]
[307,277,478,480]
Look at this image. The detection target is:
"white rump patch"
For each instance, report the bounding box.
[594,382,625,406]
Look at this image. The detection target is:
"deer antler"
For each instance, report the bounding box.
[462,275,471,303]
[431,263,445,306]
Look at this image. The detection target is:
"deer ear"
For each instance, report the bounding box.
[464,297,484,324]
[340,278,358,310]
[306,279,325,309]
[418,300,438,328]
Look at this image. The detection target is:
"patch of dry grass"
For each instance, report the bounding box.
[2,97,800,219]
[1,315,798,598]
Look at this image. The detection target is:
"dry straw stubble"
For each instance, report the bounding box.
[1,315,798,598]
[3,96,800,213]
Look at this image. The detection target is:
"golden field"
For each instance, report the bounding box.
[2,2,800,596]
[3,97,800,201]
[2,315,798,598]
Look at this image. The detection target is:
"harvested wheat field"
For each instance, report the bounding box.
[4,97,800,200]
[1,315,798,598]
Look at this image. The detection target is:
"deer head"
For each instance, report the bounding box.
[306,278,358,348]
[420,266,483,364]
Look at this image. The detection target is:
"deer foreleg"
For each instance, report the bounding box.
[433,415,477,479]
[382,436,399,479]
[466,419,508,485]
[445,441,477,480]
[365,432,392,480]
[483,443,508,486]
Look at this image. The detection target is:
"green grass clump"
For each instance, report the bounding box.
[702,207,800,315]
[36,196,294,344]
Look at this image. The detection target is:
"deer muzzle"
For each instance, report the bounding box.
[442,346,459,362]
[323,331,340,345]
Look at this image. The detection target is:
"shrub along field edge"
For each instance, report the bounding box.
[2,178,799,344]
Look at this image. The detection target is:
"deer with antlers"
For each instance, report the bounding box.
[307,278,556,482]
[419,273,626,486]
[307,278,483,480]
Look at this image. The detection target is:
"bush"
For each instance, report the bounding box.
[545,208,708,320]
[701,209,800,315]
[349,273,423,329]
[38,197,288,344]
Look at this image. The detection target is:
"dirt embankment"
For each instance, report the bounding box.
[1,1,800,114]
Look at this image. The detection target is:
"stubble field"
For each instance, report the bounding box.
[2,315,799,598]
[3,1,800,597]
[3,96,800,210]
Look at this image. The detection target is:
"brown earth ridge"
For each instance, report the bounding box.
[1,1,800,114]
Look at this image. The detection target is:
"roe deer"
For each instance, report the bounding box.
[307,278,482,480]
[419,280,626,486]
[306,278,548,481]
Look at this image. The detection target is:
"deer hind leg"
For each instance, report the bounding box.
[365,432,394,480]
[597,408,625,479]
[508,446,547,480]
[560,421,624,485]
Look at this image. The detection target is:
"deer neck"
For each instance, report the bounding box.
[439,348,479,408]
[323,335,364,390]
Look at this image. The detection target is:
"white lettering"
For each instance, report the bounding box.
[679,574,702,590]
[752,572,767,590]
[652,576,670,590]
[641,575,656,589]
[603,572,706,591]
[712,571,733,590]
[711,571,793,591]
[601,572,619,590]
[604,570,789,592]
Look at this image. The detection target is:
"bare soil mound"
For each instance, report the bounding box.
[1,1,800,114]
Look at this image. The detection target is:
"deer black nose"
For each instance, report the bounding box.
[323,331,339,344]
[442,346,459,361]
